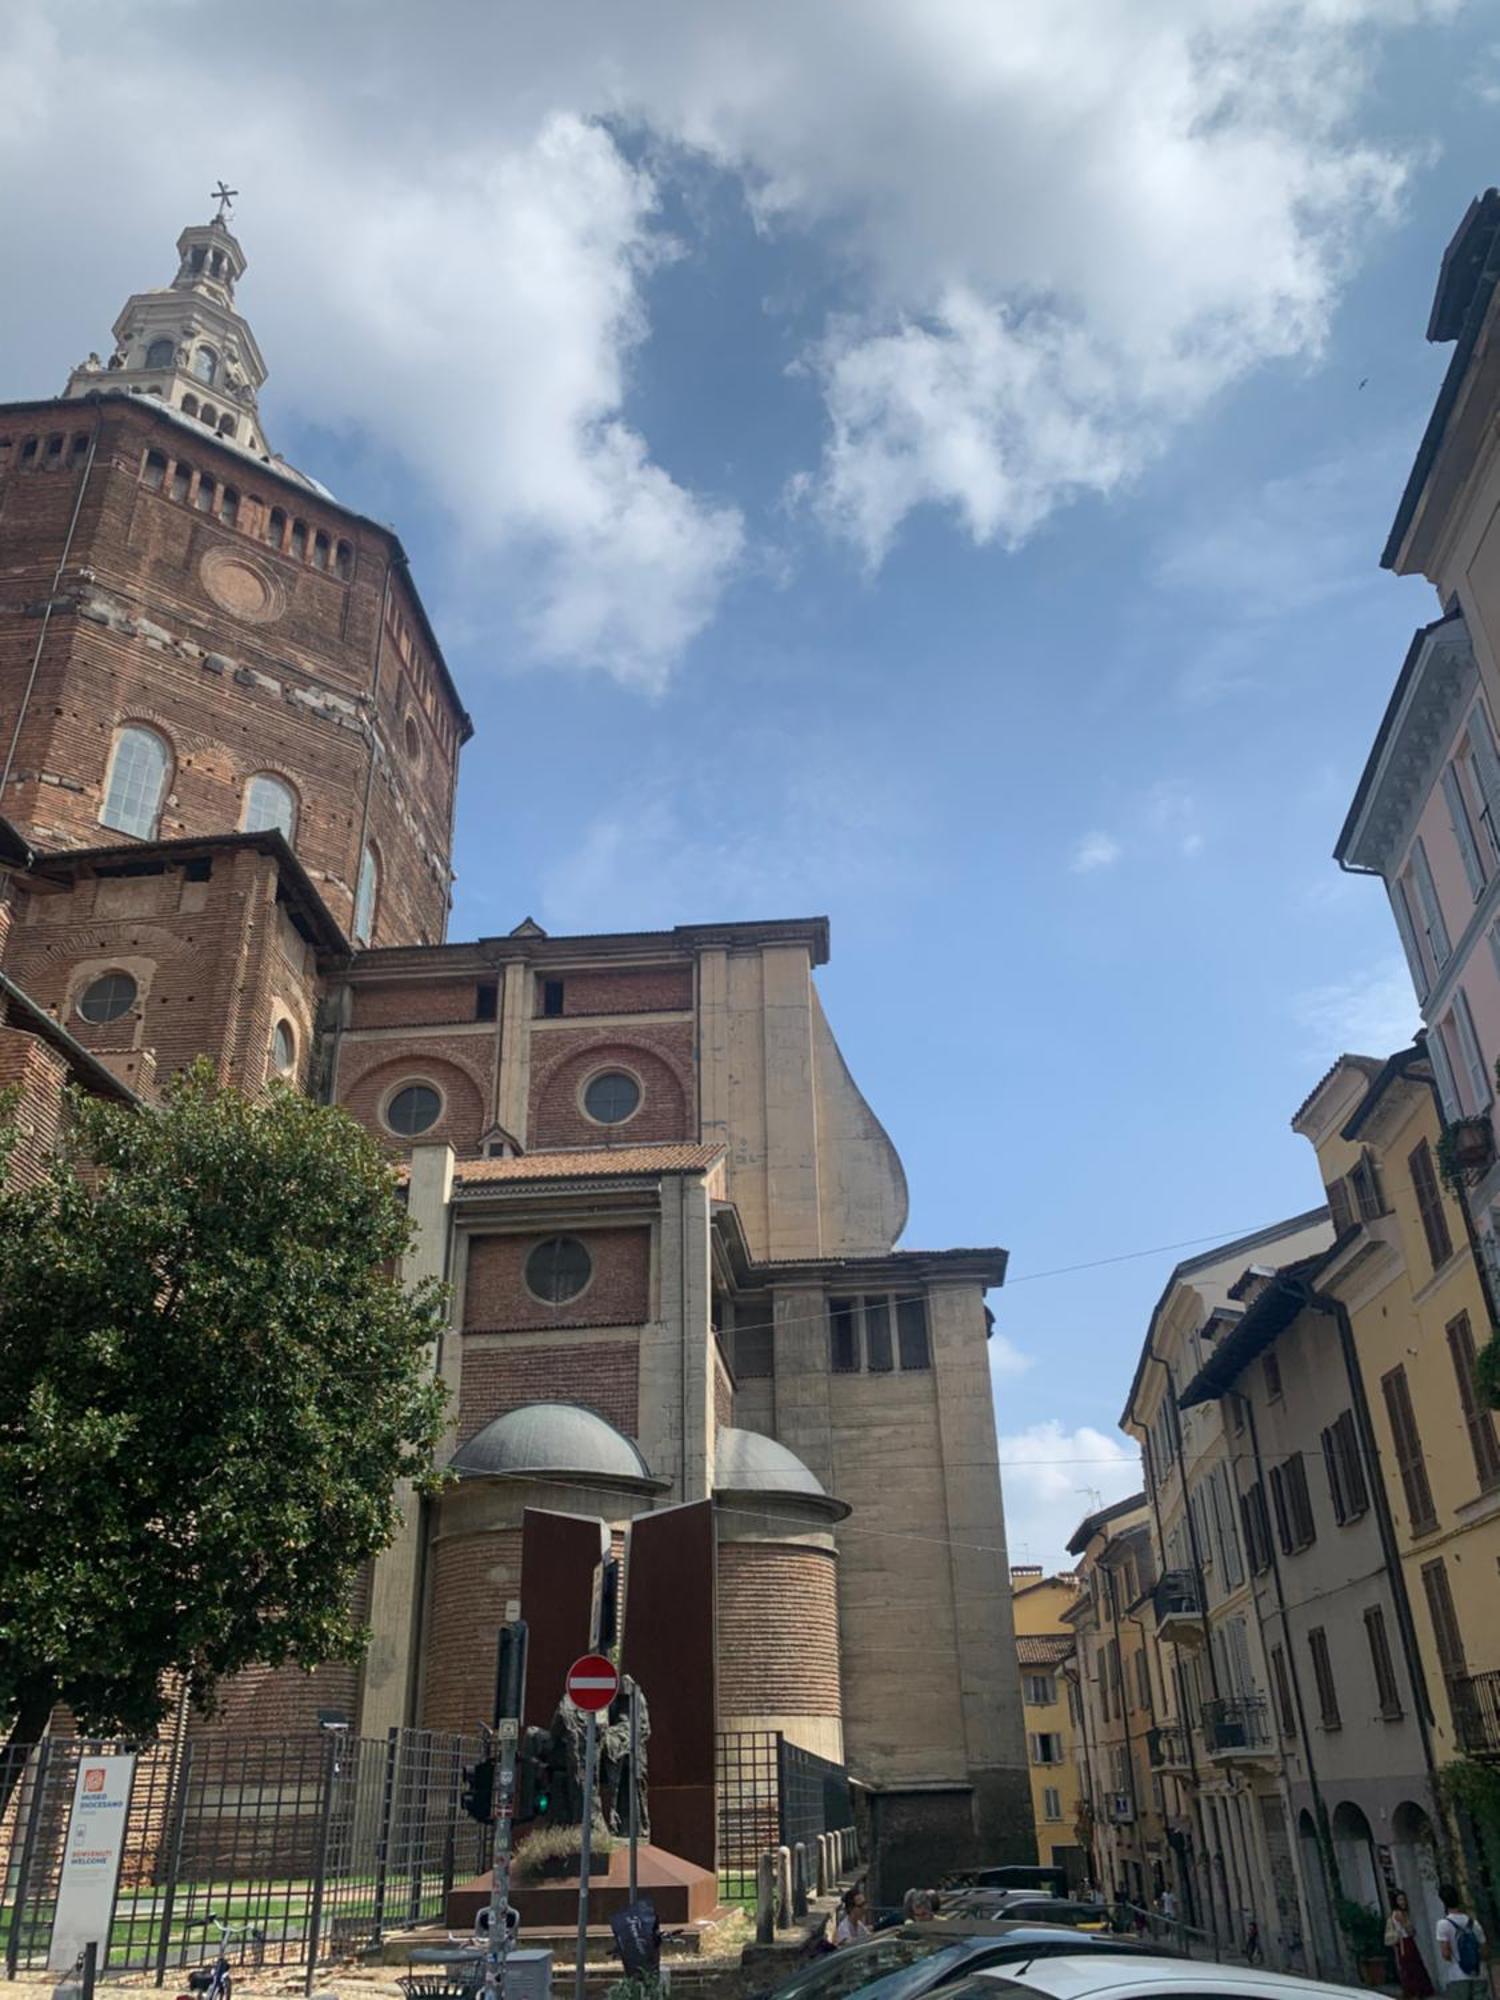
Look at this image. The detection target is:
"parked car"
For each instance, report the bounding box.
[754,1921,1162,2000]
[940,1897,1112,1932]
[952,1951,1370,2000]
[946,1869,1070,1898]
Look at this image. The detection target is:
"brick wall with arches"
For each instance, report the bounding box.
[527,1023,694,1149]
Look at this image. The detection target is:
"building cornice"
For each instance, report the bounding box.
[1336,612,1476,876]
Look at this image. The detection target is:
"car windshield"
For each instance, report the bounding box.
[770,1937,963,2000]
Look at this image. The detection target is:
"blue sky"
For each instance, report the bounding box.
[4,0,1497,1566]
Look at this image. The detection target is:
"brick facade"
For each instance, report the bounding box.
[717,1544,842,1719]
[0,397,467,949]
[350,977,494,1030]
[0,1028,68,1185]
[457,1336,640,1443]
[461,1227,651,1333]
[528,1023,694,1149]
[537,965,693,1017]
[421,1528,523,1732]
[336,1039,492,1156]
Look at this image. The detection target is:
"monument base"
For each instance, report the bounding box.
[448,1842,719,1930]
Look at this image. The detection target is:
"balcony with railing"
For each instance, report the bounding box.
[1152,1567,1203,1641]
[1202,1694,1271,1760]
[1452,1671,1500,1757]
[1147,1723,1191,1771]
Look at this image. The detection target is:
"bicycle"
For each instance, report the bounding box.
[177,1913,265,2000]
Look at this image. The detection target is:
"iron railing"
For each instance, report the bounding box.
[1153,1569,1202,1624]
[0,1728,488,1984]
[1451,1670,1500,1757]
[1146,1724,1191,1769]
[1202,1695,1270,1756]
[715,1731,855,1904]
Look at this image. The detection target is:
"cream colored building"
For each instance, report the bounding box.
[1121,1212,1332,1967]
[1011,1568,1086,1883]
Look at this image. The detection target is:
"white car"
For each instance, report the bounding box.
[955,1953,1370,2000]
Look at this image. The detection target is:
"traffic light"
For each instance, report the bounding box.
[460,1756,495,1824]
[514,1730,550,1827]
[494,1619,528,1725]
[597,1556,620,1653]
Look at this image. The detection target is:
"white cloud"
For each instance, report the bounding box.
[1146,781,1205,858]
[0,0,1450,670]
[1071,831,1122,874]
[989,1332,1033,1382]
[1292,958,1421,1059]
[997,1419,1142,1573]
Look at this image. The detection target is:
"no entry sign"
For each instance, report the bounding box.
[566,1653,620,1713]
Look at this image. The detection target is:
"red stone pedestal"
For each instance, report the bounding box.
[447,1843,718,1930]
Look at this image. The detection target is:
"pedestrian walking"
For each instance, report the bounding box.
[1436,1884,1487,2000]
[1386,1892,1434,1999]
[833,1886,872,1948]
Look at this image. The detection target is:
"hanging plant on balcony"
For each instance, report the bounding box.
[1436,1117,1496,1198]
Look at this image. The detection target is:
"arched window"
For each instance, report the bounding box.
[270,1020,296,1076]
[145,338,174,370]
[142,450,167,492]
[311,531,330,570]
[169,462,190,503]
[193,475,215,513]
[218,413,236,438]
[219,487,239,528]
[289,520,307,562]
[353,843,379,945]
[181,394,199,419]
[243,774,297,842]
[191,346,218,385]
[199,404,217,428]
[265,507,286,549]
[334,540,354,581]
[101,725,171,838]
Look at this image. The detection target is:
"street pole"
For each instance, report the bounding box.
[627,1679,640,1905]
[485,1620,527,2000]
[574,1713,599,2000]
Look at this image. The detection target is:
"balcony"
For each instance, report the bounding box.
[1106,1791,1136,1824]
[1153,1568,1203,1641]
[1452,1671,1500,1757]
[1147,1723,1191,1771]
[1202,1695,1272,1761]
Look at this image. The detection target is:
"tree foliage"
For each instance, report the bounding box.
[0,1062,447,1752]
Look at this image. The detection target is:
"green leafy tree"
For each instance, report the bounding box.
[0,1061,446,1792]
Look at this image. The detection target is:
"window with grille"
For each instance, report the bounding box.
[1308,1628,1340,1728]
[1381,1365,1437,1534]
[1322,1410,1369,1525]
[1447,1311,1500,1491]
[1364,1607,1403,1719]
[101,725,170,837]
[1409,1139,1453,1269]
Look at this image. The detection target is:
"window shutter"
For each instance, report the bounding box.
[1382,1366,1437,1534]
[1447,1312,1500,1490]
[1411,838,1452,968]
[1322,1426,1346,1525]
[1444,764,1488,898]
[1365,1607,1402,1718]
[1429,1028,1463,1124]
[1309,1628,1341,1727]
[1468,703,1500,861]
[1409,1140,1454,1269]
[1390,879,1431,1001]
[1337,1410,1370,1518]
[1327,1176,1356,1236]
[1453,991,1491,1111]
[1269,1464,1292,1553]
[1420,1559,1468,1680]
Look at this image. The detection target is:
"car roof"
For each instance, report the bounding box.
[963,1952,1370,2000]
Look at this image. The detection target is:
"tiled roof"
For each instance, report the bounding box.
[1017,1635,1074,1667]
[451,1143,724,1186]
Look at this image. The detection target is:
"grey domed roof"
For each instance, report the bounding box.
[715,1427,827,1498]
[452,1403,652,1484]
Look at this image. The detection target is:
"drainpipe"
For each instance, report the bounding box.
[1236,1391,1341,1978]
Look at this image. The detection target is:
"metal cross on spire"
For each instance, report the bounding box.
[210,180,238,223]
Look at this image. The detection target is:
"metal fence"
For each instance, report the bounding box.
[0,1727,490,1985]
[715,1730,855,1903]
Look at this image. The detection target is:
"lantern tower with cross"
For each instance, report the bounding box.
[62,185,274,462]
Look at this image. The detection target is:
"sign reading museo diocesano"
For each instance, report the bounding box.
[48,1754,138,1973]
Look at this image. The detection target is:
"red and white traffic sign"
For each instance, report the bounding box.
[565,1654,619,1713]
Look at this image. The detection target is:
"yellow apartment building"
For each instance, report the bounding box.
[1293,1046,1500,1913]
[1011,1567,1086,1883]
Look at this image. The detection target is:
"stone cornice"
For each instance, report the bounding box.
[1339,615,1478,875]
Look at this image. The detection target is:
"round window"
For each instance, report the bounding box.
[525,1236,593,1304]
[271,1021,296,1074]
[77,971,137,1024]
[386,1083,441,1136]
[583,1070,641,1124]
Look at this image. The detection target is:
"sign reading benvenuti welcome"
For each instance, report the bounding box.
[48,1754,138,1973]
